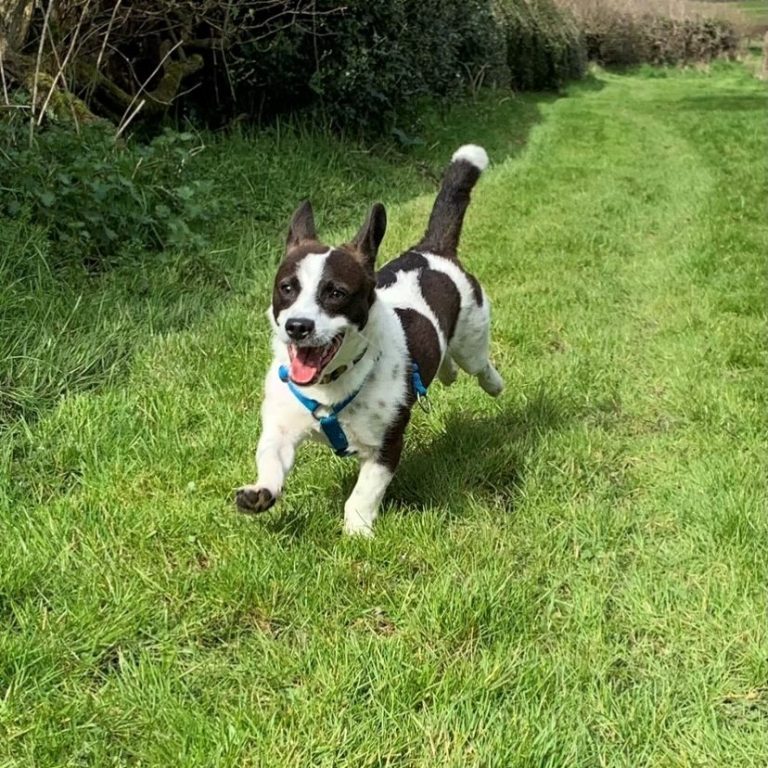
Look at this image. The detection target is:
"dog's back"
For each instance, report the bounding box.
[376,145,502,397]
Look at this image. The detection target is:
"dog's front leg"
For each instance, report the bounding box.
[343,460,394,537]
[235,418,304,515]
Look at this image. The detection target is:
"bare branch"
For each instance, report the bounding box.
[29,0,55,142]
[37,0,91,126]
[115,97,145,140]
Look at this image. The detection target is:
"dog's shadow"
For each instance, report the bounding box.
[385,388,564,518]
[264,389,565,537]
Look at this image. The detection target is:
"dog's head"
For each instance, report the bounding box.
[271,200,387,386]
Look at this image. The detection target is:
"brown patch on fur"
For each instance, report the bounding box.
[286,199,317,249]
[417,159,481,259]
[319,249,376,329]
[378,404,411,472]
[419,269,461,341]
[463,269,484,306]
[345,203,387,273]
[376,251,428,289]
[377,306,441,472]
[394,308,441,388]
[272,240,326,319]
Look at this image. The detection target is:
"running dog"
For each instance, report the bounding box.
[235,144,503,536]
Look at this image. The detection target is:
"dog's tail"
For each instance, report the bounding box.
[416,144,488,260]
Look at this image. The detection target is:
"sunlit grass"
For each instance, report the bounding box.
[1,63,766,766]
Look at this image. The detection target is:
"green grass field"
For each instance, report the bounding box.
[1,63,766,766]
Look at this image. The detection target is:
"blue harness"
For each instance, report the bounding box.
[278,361,428,457]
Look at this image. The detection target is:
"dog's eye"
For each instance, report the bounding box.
[328,287,347,300]
[280,281,295,295]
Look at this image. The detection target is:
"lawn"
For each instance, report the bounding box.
[1,63,766,766]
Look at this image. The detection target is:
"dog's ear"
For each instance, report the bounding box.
[286,199,317,250]
[350,203,386,271]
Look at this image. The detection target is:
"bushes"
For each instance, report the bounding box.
[646,17,739,66]
[231,0,586,128]
[0,117,213,260]
[230,0,513,131]
[1,0,585,135]
[584,15,738,67]
[0,0,588,267]
[557,1,739,67]
[495,0,587,91]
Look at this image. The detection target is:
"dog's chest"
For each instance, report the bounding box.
[331,366,406,454]
[291,356,404,458]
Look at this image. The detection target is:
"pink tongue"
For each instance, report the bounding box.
[290,347,323,385]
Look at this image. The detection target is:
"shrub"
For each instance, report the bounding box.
[495,0,587,91]
[3,0,586,135]
[232,0,510,132]
[556,0,739,67]
[0,116,213,260]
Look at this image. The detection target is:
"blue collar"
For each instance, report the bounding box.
[278,360,428,458]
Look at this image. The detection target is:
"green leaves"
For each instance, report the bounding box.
[0,122,215,262]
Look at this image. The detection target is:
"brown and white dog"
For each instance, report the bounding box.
[235,145,503,536]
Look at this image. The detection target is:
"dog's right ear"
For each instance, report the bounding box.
[286,199,317,250]
[350,202,387,271]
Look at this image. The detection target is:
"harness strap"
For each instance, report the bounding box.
[278,365,358,456]
[278,357,430,457]
[411,362,428,399]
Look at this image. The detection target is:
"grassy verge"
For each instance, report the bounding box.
[1,64,766,766]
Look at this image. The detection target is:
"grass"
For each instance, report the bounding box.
[1,63,766,766]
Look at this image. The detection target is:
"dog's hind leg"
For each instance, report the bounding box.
[476,362,504,397]
[437,354,458,386]
[450,304,504,397]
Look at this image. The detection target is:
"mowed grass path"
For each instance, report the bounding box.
[1,65,766,766]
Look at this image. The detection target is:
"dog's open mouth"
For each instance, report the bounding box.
[288,334,343,386]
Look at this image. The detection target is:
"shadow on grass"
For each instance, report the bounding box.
[564,73,606,94]
[388,389,564,518]
[262,389,566,539]
[2,89,557,435]
[673,94,767,112]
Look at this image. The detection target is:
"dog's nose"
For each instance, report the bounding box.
[285,317,315,341]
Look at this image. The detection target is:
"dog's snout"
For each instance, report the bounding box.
[285,317,315,341]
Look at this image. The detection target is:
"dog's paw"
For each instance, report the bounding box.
[235,485,276,514]
[343,517,375,538]
[478,364,504,397]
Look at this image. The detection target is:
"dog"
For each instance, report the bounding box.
[235,144,504,536]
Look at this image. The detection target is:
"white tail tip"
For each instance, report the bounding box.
[451,144,488,171]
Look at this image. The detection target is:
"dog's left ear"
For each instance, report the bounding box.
[350,203,386,271]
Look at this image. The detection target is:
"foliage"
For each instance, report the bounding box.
[231,0,509,131]
[495,0,587,90]
[555,0,740,66]
[2,0,582,133]
[584,15,739,66]
[0,116,213,259]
